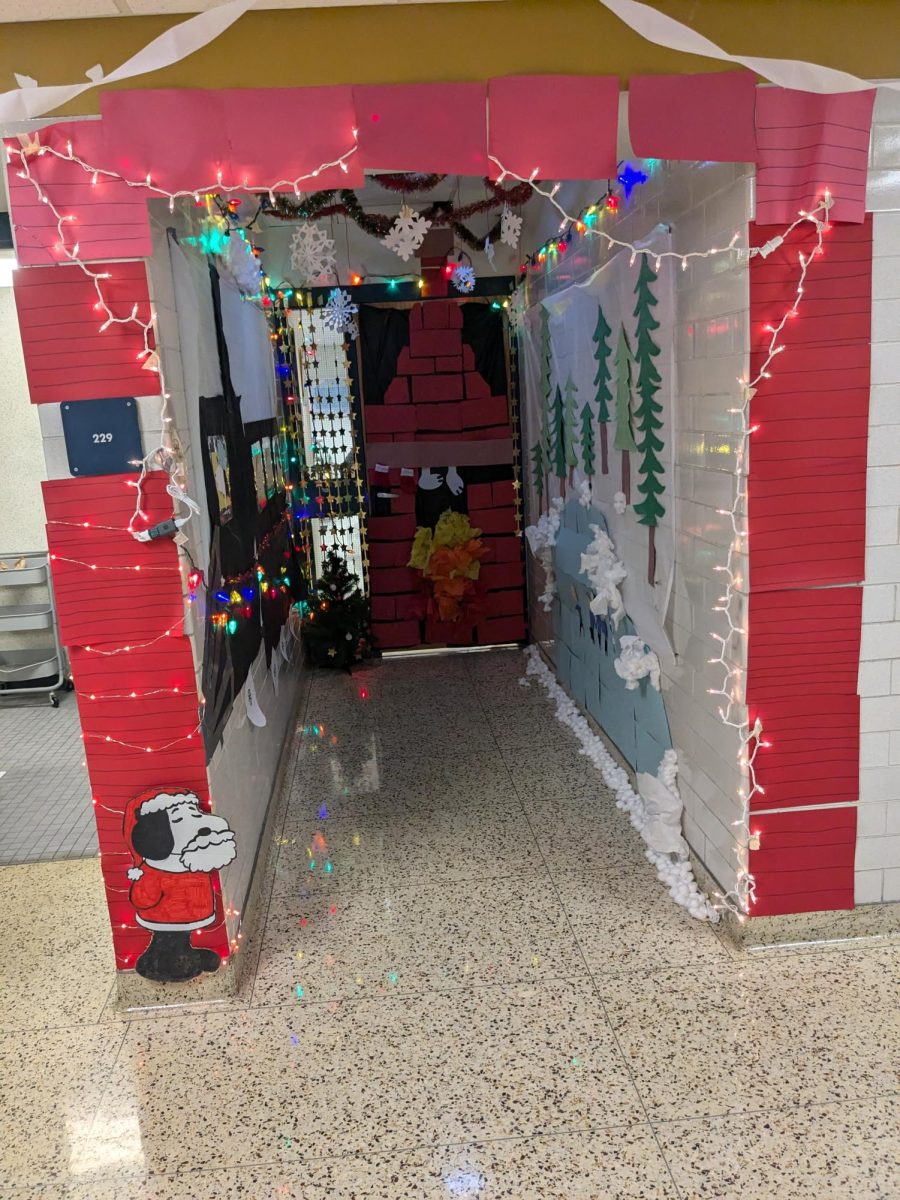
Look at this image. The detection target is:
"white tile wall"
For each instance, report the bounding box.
[857,176,900,901]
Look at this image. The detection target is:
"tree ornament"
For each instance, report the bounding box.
[300,550,377,670]
[322,287,359,338]
[451,263,476,294]
[382,204,432,262]
[500,204,523,249]
[289,222,336,285]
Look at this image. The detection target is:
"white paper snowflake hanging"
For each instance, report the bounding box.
[322,288,359,338]
[451,263,476,294]
[507,288,526,332]
[221,233,263,296]
[290,222,336,285]
[500,204,522,250]
[382,205,432,262]
[484,236,496,267]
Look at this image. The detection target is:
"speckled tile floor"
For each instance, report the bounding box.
[0,649,898,1199]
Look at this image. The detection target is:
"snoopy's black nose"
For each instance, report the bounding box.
[197,826,212,837]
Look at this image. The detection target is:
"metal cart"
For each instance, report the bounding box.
[0,551,68,707]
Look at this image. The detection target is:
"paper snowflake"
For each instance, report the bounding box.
[500,204,523,250]
[451,264,476,294]
[484,236,496,266]
[382,205,432,262]
[507,291,526,332]
[322,288,359,338]
[290,222,336,285]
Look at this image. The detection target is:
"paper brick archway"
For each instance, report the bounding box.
[3,75,877,963]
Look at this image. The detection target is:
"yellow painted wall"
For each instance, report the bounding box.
[1,0,899,119]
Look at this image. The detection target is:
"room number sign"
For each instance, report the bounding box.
[62,397,144,478]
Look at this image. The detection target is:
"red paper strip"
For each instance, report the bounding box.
[14,260,158,404]
[43,472,183,647]
[6,120,152,266]
[488,75,619,180]
[749,216,872,590]
[754,86,875,225]
[222,86,362,189]
[749,806,857,916]
[747,587,861,812]
[101,87,363,191]
[354,83,488,175]
[629,71,757,163]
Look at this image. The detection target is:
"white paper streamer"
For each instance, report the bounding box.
[596,0,897,94]
[0,0,256,124]
[244,669,267,728]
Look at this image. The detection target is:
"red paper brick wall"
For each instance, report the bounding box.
[365,299,525,649]
[746,219,872,916]
[41,472,228,969]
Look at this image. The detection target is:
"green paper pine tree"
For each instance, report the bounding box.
[550,383,567,481]
[563,374,579,484]
[613,325,637,504]
[632,257,666,585]
[592,304,613,475]
[536,305,553,508]
[529,437,545,505]
[301,550,377,670]
[579,398,596,492]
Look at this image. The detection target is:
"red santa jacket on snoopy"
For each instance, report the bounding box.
[130,867,216,931]
[124,788,219,932]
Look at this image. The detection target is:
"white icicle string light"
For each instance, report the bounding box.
[489,154,744,269]
[9,134,358,537]
[522,647,719,922]
[709,192,833,921]
[12,144,194,537]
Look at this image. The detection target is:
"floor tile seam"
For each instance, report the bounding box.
[74,1019,131,1145]
[51,1120,664,1187]
[266,867,552,900]
[244,970,598,1014]
[646,1090,900,1133]
[487,656,684,1197]
[246,673,325,1010]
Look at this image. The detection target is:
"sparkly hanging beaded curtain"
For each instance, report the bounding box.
[289,304,368,592]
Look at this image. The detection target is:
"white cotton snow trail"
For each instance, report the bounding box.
[522,645,719,922]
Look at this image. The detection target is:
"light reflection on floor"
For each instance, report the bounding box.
[1,649,899,1199]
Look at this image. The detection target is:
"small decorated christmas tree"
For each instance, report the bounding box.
[301,551,377,670]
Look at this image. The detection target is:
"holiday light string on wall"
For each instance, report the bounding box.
[8,132,357,550]
[512,169,833,920]
[491,155,746,273]
[710,192,832,920]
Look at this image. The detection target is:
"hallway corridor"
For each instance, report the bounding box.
[1,650,899,1198]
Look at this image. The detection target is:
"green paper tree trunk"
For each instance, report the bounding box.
[632,256,666,585]
[613,325,637,504]
[592,304,613,475]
